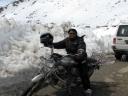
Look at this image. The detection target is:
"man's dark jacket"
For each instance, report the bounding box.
[53,36,86,55]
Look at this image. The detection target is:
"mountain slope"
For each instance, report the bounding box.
[0,0,128,26]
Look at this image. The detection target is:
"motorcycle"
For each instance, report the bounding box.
[21,33,100,96]
[21,51,100,96]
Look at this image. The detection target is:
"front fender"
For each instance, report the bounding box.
[31,74,44,83]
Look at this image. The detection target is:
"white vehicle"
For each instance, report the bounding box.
[112,22,128,60]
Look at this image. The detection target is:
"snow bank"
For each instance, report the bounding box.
[0,18,118,77]
[0,18,68,77]
[91,26,118,53]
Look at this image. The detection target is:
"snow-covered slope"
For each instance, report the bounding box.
[1,0,128,26]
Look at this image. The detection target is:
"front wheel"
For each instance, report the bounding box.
[21,79,48,96]
[21,82,39,96]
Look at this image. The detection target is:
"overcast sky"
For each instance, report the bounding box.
[0,0,15,6]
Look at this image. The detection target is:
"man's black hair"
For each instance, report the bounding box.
[68,28,77,34]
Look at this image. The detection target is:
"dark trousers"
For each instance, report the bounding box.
[77,63,91,90]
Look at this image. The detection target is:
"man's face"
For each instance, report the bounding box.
[68,31,77,39]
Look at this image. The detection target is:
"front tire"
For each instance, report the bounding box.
[21,82,38,96]
[21,79,48,96]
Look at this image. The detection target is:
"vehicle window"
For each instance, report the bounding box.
[117,25,128,36]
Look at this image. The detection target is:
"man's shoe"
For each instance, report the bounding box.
[84,89,92,96]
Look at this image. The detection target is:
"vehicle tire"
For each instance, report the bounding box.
[21,82,37,96]
[21,79,48,96]
[115,53,122,60]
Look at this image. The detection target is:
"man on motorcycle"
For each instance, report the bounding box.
[41,28,92,96]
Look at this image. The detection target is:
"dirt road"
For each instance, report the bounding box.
[91,60,128,96]
[35,57,128,96]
